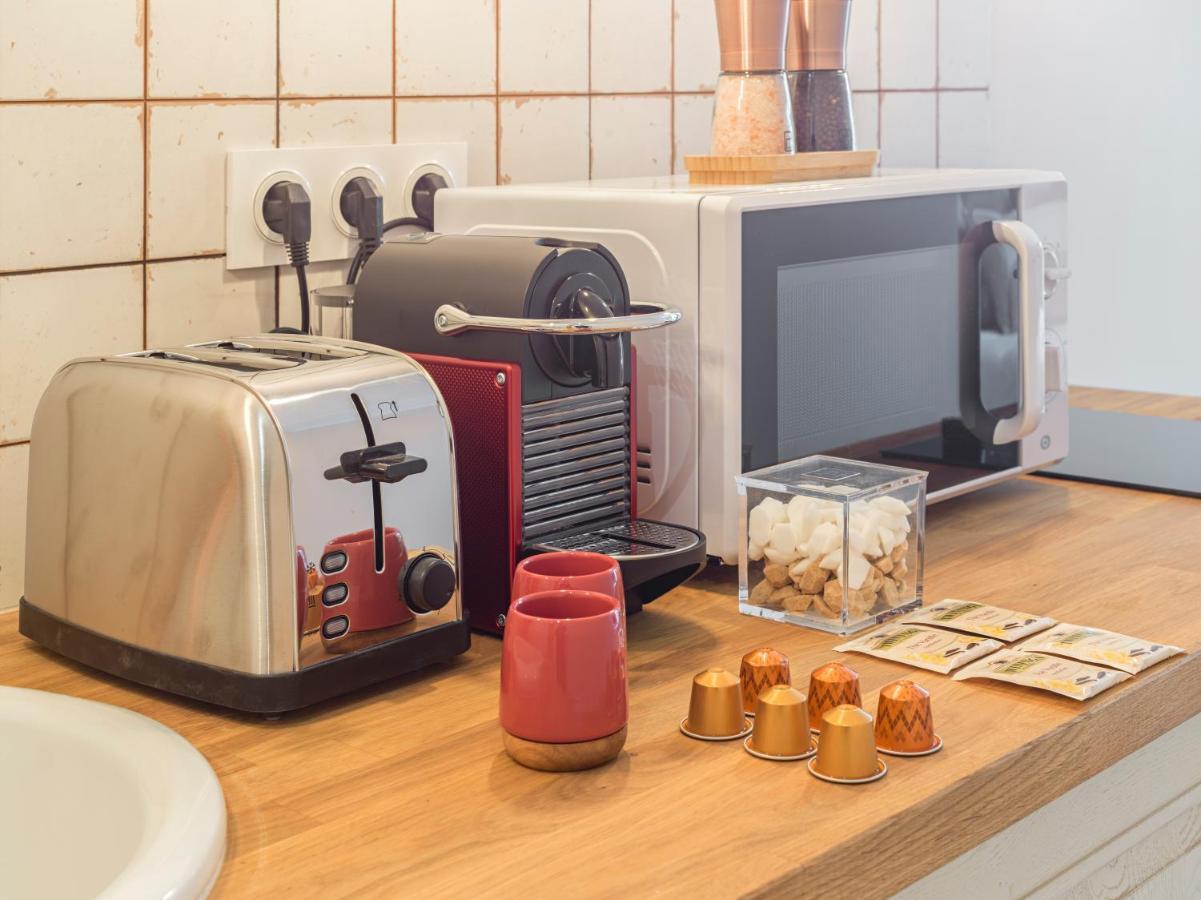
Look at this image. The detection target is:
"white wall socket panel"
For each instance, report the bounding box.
[225,142,467,271]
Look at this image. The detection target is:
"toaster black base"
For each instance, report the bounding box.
[18,599,470,715]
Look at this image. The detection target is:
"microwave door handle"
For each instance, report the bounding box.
[433,302,682,336]
[989,220,1047,445]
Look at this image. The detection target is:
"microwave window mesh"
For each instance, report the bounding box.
[774,247,959,462]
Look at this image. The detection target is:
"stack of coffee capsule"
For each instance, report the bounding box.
[680,648,943,784]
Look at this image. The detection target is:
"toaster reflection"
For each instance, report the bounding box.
[317,526,412,649]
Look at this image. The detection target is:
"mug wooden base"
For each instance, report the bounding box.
[502,725,627,772]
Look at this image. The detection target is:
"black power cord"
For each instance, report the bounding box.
[344,172,448,284]
[262,181,312,333]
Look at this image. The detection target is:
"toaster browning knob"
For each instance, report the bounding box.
[403,554,456,613]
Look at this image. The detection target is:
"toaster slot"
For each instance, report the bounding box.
[132,348,301,372]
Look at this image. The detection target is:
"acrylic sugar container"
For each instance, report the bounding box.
[736,455,926,635]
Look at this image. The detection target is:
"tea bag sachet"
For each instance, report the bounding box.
[902,599,1055,641]
[1019,624,1184,675]
[952,650,1130,700]
[834,624,1001,675]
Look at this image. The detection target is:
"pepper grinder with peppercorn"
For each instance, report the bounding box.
[786,0,856,151]
[711,0,796,156]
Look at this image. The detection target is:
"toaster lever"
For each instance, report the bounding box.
[324,442,428,485]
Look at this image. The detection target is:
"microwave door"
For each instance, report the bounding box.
[739,189,1042,496]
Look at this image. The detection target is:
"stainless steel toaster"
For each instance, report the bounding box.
[19,334,468,713]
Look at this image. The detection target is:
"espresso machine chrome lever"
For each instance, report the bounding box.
[433,300,682,336]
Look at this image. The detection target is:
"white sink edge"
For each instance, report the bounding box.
[0,686,227,900]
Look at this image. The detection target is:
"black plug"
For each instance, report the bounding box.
[262,180,312,333]
[263,181,311,247]
[342,176,386,285]
[411,172,447,228]
[340,176,384,250]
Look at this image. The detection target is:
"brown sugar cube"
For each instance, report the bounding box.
[890,540,909,565]
[867,564,885,593]
[798,560,830,594]
[770,584,802,606]
[749,579,775,605]
[763,563,791,588]
[880,577,900,607]
[874,553,894,575]
[812,593,840,619]
[892,559,909,581]
[849,589,876,618]
[781,593,814,613]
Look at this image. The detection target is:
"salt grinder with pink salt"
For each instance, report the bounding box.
[711,0,796,156]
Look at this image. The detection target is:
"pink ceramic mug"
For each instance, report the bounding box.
[499,589,627,744]
[511,551,624,613]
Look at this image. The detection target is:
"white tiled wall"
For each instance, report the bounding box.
[0,0,991,609]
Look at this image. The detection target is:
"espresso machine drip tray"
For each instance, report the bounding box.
[529,519,708,611]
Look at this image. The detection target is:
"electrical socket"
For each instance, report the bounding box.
[225,143,467,271]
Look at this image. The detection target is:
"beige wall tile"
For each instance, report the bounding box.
[852,91,880,150]
[880,0,937,90]
[0,265,144,443]
[146,257,274,346]
[848,0,879,91]
[148,0,275,98]
[938,90,990,167]
[396,0,496,96]
[278,260,352,331]
[499,0,589,94]
[672,93,714,173]
[590,95,670,179]
[939,0,991,88]
[279,99,394,147]
[591,0,671,94]
[499,97,589,185]
[0,0,143,100]
[0,104,143,271]
[146,102,276,259]
[280,0,392,97]
[880,91,937,167]
[0,443,30,610]
[674,0,719,92]
[395,98,498,187]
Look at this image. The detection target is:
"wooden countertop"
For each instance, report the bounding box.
[3,390,1201,898]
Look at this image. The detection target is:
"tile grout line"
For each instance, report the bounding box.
[876,0,883,165]
[934,0,941,167]
[669,0,677,174]
[0,89,740,105]
[494,0,502,185]
[142,0,150,349]
[391,0,398,143]
[274,0,282,326]
[1,253,230,280]
[587,0,593,180]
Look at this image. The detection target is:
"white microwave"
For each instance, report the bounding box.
[438,169,1070,562]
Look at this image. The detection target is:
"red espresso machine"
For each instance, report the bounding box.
[353,234,707,634]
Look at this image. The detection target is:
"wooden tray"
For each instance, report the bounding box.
[684,149,878,185]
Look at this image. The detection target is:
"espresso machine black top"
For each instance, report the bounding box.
[354,233,635,404]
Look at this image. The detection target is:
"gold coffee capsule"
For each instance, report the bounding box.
[807,661,862,733]
[685,668,747,737]
[876,679,936,754]
[812,705,881,780]
[740,647,791,714]
[748,685,812,757]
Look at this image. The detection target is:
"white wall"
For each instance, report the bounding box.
[989,0,1201,397]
